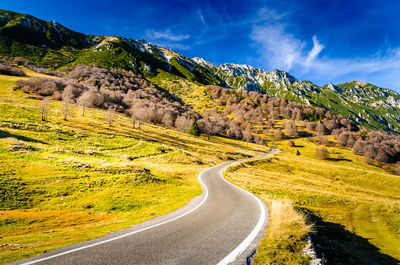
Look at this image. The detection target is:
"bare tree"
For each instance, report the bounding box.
[315,135,330,146]
[105,106,115,126]
[78,88,104,116]
[62,84,82,103]
[306,122,317,131]
[376,148,391,163]
[274,129,284,140]
[39,98,51,121]
[285,120,298,137]
[162,111,177,128]
[338,132,349,146]
[316,122,327,135]
[243,127,253,142]
[61,100,72,121]
[364,145,377,160]
[353,140,366,155]
[175,116,192,133]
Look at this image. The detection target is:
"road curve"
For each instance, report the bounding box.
[13,150,277,265]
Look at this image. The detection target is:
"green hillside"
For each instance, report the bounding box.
[1,9,399,134]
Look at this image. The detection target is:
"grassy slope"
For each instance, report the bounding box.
[0,72,267,264]
[150,74,217,113]
[226,138,400,264]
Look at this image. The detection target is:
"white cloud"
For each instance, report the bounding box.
[146,29,190,42]
[250,16,400,90]
[154,41,191,51]
[308,47,400,79]
[251,23,305,70]
[305,36,324,66]
[197,9,207,27]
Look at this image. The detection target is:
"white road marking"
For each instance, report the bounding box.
[217,149,277,265]
[21,167,212,265]
[22,150,276,265]
[217,167,266,265]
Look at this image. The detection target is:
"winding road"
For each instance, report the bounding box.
[13,150,277,265]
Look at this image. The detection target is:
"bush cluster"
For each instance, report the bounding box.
[14,64,400,164]
[13,57,63,77]
[0,59,26,76]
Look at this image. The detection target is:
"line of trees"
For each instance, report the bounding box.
[12,57,63,77]
[334,130,400,164]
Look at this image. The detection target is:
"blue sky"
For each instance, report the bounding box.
[2,0,400,91]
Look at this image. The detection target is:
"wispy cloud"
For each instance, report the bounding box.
[251,22,305,70]
[146,29,190,41]
[197,9,208,28]
[145,28,191,50]
[305,36,324,66]
[153,41,191,51]
[249,7,400,89]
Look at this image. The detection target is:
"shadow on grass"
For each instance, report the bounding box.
[299,131,314,138]
[0,130,47,144]
[298,208,399,265]
[328,157,352,162]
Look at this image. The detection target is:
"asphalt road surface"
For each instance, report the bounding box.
[13,150,276,265]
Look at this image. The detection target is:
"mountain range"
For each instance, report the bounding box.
[0,9,399,133]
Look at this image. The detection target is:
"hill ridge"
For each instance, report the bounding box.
[0,9,399,133]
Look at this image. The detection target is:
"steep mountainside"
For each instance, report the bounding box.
[0,9,399,133]
[194,58,400,133]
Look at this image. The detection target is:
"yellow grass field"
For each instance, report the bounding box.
[0,72,268,264]
[226,138,400,264]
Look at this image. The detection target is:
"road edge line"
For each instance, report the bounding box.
[217,149,277,265]
[21,167,213,265]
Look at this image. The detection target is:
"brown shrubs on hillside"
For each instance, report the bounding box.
[316,147,329,160]
[0,59,26,76]
[13,64,400,165]
[285,120,298,137]
[287,140,295,147]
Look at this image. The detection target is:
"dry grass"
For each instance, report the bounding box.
[0,72,268,264]
[253,198,312,265]
[227,138,400,264]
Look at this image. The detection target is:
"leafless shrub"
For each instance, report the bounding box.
[285,120,298,137]
[316,122,327,135]
[38,98,51,121]
[287,140,295,147]
[316,147,329,160]
[274,129,284,140]
[0,60,26,76]
[105,106,115,126]
[61,100,72,121]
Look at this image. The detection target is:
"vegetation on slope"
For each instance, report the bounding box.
[0,71,267,264]
[252,199,313,265]
[1,9,400,264]
[12,61,400,168]
[2,9,399,134]
[226,137,400,264]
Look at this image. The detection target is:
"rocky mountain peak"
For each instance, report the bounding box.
[192,57,215,69]
[326,83,342,93]
[269,69,296,84]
